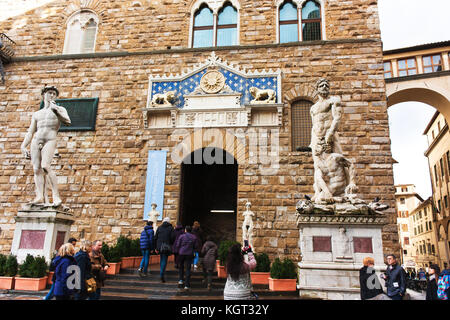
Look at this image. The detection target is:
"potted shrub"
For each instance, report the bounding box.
[105,244,122,275]
[117,236,135,269]
[15,255,48,291]
[217,240,240,278]
[131,238,143,267]
[0,254,18,290]
[250,253,271,285]
[268,258,298,291]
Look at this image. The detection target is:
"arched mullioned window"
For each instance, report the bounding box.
[278,0,323,43]
[63,10,98,54]
[192,4,214,48]
[301,0,321,41]
[191,0,239,48]
[279,1,299,44]
[291,99,313,151]
[217,2,238,47]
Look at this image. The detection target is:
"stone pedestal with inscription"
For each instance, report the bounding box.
[296,213,388,300]
[11,205,75,263]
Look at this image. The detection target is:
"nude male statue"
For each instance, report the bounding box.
[21,86,71,206]
[310,79,357,204]
[242,201,255,248]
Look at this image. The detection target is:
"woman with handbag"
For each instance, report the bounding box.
[155,217,174,283]
[53,243,78,300]
[89,240,109,300]
[74,240,96,300]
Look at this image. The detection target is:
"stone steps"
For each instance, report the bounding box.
[101,263,300,300]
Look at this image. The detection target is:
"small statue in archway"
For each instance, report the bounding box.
[242,201,255,249]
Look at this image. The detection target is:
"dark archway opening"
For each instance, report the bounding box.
[179,147,238,243]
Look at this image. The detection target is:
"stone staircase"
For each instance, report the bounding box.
[101,262,301,300]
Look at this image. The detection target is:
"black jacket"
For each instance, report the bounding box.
[385,264,407,297]
[426,275,439,300]
[359,266,384,300]
[155,222,174,252]
[74,250,93,292]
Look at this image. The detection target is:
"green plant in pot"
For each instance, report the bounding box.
[254,253,271,272]
[269,257,298,291]
[270,258,297,279]
[0,254,18,290]
[16,255,49,291]
[5,255,18,277]
[116,235,132,258]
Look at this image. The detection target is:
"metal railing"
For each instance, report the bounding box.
[0,33,16,62]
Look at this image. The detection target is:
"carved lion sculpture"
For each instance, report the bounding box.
[249,87,276,104]
[151,90,176,106]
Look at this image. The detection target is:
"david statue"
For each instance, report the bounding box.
[21,86,71,207]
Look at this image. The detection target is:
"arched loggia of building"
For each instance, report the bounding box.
[386,81,450,123]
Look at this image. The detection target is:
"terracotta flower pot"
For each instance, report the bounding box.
[250,272,270,285]
[268,277,297,291]
[217,265,227,278]
[47,272,54,285]
[168,255,174,263]
[120,257,135,269]
[14,276,48,291]
[150,255,160,265]
[0,276,15,290]
[134,256,143,268]
[106,262,121,275]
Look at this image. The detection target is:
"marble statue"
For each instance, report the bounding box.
[21,86,71,207]
[295,78,389,216]
[242,201,255,248]
[310,78,357,204]
[148,203,160,231]
[151,90,176,107]
[249,87,276,104]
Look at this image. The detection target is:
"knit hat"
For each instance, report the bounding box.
[163,217,170,223]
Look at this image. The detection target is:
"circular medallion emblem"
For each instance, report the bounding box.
[200,70,226,94]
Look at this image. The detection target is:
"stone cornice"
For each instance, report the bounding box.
[296,214,388,226]
[11,38,381,63]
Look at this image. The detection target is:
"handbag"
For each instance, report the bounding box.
[86,277,97,293]
[160,242,172,255]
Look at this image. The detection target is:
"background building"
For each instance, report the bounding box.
[409,197,439,271]
[394,184,423,268]
[424,111,450,269]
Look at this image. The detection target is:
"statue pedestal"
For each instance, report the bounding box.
[297,213,387,300]
[11,205,75,263]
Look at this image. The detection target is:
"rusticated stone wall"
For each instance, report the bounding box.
[0,0,399,262]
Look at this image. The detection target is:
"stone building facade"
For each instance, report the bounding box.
[0,0,398,262]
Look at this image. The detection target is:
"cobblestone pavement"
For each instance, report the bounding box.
[0,293,43,300]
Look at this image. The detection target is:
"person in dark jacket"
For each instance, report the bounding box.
[426,264,440,300]
[172,222,185,269]
[192,221,203,270]
[138,221,155,277]
[174,225,200,291]
[155,217,174,283]
[74,240,93,300]
[44,252,58,300]
[201,236,218,291]
[359,257,385,300]
[53,243,78,300]
[381,254,406,300]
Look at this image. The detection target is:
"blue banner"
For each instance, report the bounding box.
[144,150,167,220]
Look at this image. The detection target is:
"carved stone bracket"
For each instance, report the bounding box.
[296,214,388,227]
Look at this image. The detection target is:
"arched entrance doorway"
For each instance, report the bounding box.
[179,147,238,242]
